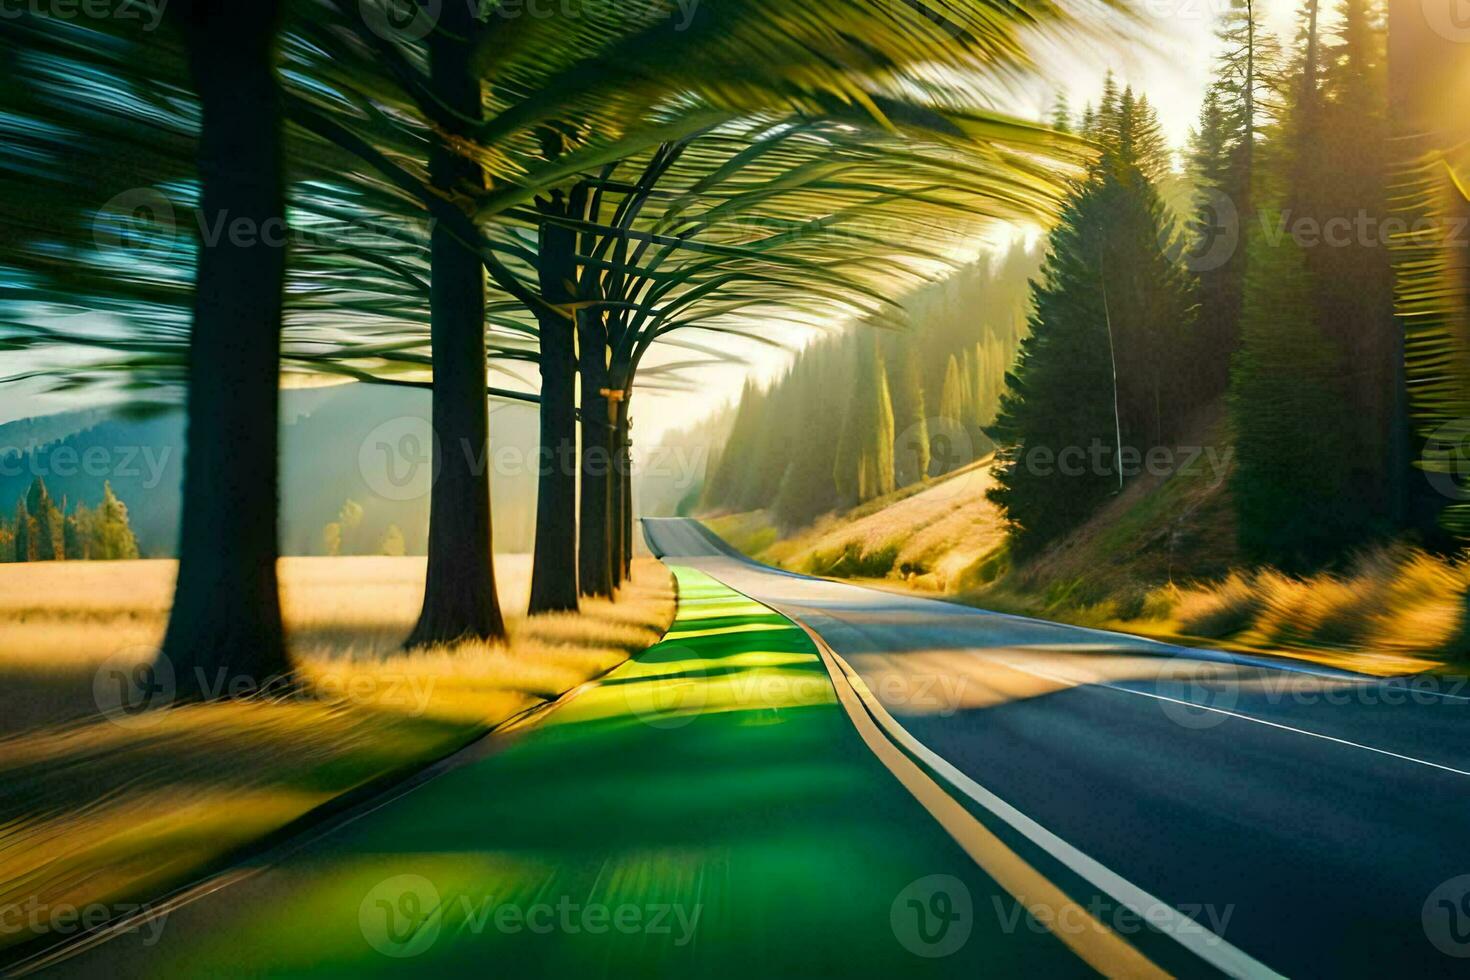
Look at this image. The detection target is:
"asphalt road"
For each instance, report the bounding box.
[643,518,1470,978]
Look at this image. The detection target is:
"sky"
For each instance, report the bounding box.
[0,0,1302,438]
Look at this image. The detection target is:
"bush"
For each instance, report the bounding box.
[813,543,899,579]
[1174,572,1263,638]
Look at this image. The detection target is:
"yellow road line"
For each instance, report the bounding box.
[796,619,1172,980]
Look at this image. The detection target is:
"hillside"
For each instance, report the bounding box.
[703,402,1468,675]
[706,459,1006,589]
[0,385,546,557]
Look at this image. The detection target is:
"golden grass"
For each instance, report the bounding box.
[1145,545,1468,674]
[709,460,1007,592]
[0,556,674,954]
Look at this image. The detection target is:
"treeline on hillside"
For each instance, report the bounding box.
[0,478,139,561]
[989,0,1420,571]
[320,499,407,558]
[702,244,1041,529]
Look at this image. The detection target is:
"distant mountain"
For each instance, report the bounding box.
[0,384,543,556]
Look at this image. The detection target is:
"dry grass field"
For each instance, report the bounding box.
[707,460,1006,591]
[0,556,674,955]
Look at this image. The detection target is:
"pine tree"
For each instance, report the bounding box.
[1187,87,1239,394]
[986,80,1199,553]
[25,479,63,561]
[938,355,965,424]
[869,352,897,500]
[64,503,93,560]
[833,336,896,505]
[886,336,930,487]
[379,524,407,557]
[13,499,32,562]
[1315,0,1396,523]
[1050,92,1072,134]
[1226,0,1395,560]
[705,380,762,509]
[1230,225,1351,565]
[93,482,139,560]
[1190,0,1281,394]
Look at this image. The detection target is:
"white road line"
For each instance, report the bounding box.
[1103,683,1470,778]
[821,649,1284,980]
[983,653,1470,778]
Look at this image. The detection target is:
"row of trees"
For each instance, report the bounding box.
[988,0,1467,570]
[0,479,139,562]
[321,499,406,557]
[2,1,1107,697]
[703,245,1038,528]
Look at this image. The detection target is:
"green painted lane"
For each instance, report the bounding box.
[54,567,1094,978]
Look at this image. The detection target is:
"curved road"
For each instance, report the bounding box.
[643,518,1470,978]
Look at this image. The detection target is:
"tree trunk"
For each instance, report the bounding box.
[614,395,633,584]
[608,398,625,588]
[407,5,506,646]
[578,323,614,598]
[528,195,580,614]
[159,0,290,700]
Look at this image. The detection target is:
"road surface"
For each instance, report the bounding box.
[643,517,1470,978]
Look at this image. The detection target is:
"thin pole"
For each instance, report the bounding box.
[1099,245,1124,493]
